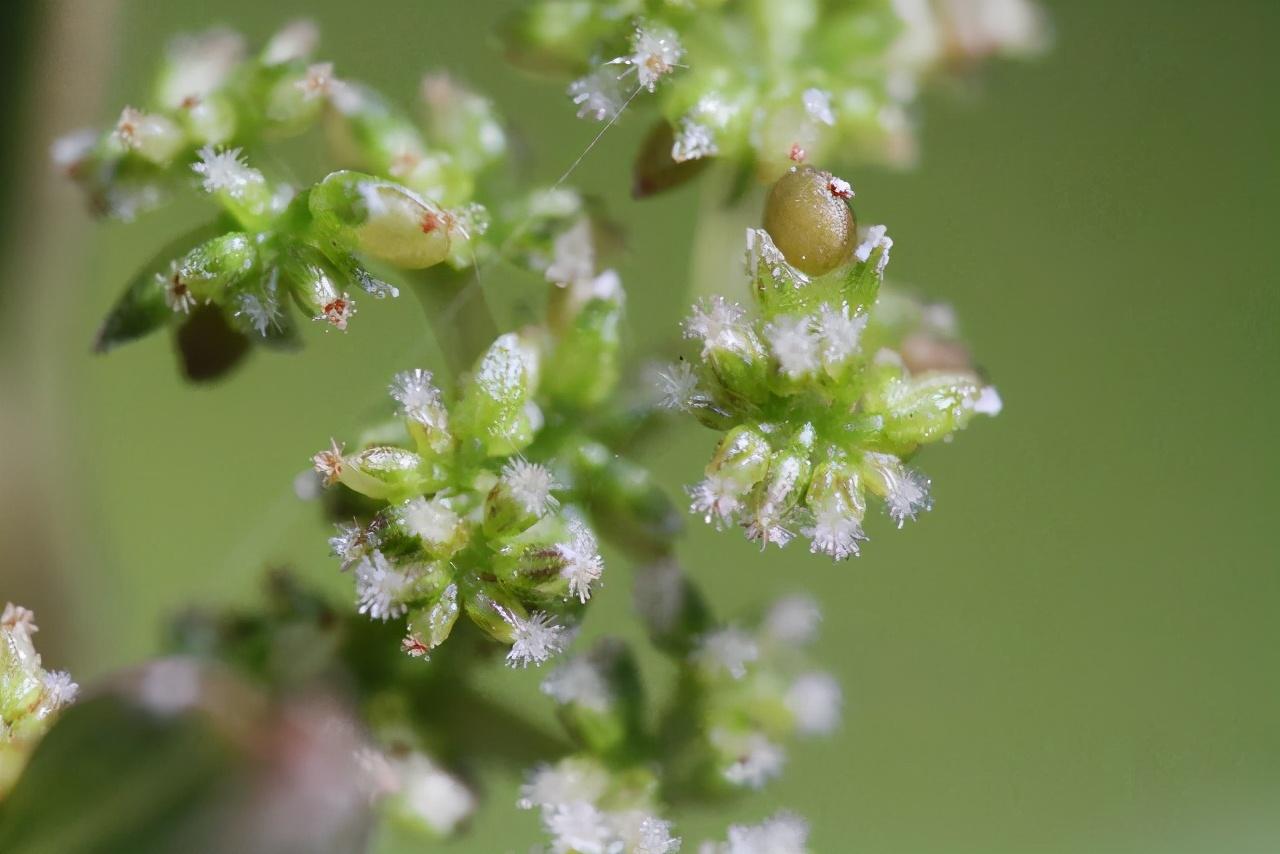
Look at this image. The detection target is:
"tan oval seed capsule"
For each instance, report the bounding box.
[762,166,857,277]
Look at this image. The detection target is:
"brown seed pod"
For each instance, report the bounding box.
[762,166,857,277]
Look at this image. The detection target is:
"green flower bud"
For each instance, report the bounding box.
[281,246,357,331]
[493,514,603,604]
[542,293,622,410]
[762,166,856,277]
[110,106,185,165]
[177,92,238,146]
[871,371,984,448]
[177,232,257,303]
[683,297,771,405]
[541,639,646,760]
[312,441,430,501]
[420,73,507,174]
[402,582,460,658]
[309,171,452,269]
[743,429,815,548]
[484,459,561,540]
[690,425,772,526]
[453,334,537,457]
[190,146,276,229]
[802,458,867,559]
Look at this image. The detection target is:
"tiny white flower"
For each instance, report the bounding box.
[743,516,794,549]
[389,368,447,430]
[541,654,612,712]
[786,672,843,735]
[354,550,414,621]
[399,496,461,551]
[297,62,337,101]
[42,670,79,709]
[693,628,759,680]
[864,452,932,527]
[111,106,147,150]
[801,504,866,560]
[502,458,561,517]
[311,438,345,486]
[764,315,821,379]
[974,385,1003,416]
[557,520,605,603]
[672,117,718,162]
[630,814,682,854]
[235,291,281,336]
[815,303,868,367]
[611,23,683,92]
[854,223,894,275]
[764,595,822,645]
[546,218,596,286]
[544,801,616,854]
[1,603,38,636]
[329,521,374,571]
[568,67,627,121]
[688,474,744,527]
[503,609,568,668]
[157,262,197,314]
[711,811,810,854]
[518,759,611,810]
[395,752,477,835]
[656,360,700,412]
[715,730,786,789]
[262,18,320,65]
[802,87,836,126]
[683,296,751,357]
[191,145,265,197]
[50,128,97,175]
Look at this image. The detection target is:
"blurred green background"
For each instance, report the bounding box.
[1,0,1278,851]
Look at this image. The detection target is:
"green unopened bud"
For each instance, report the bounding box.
[803,458,867,559]
[177,92,237,146]
[683,297,771,404]
[312,441,430,501]
[453,334,537,457]
[543,292,622,409]
[309,171,452,269]
[2,604,78,796]
[872,372,984,448]
[743,427,815,547]
[178,232,256,303]
[541,639,646,760]
[281,245,358,331]
[110,106,185,165]
[762,166,856,277]
[484,459,561,539]
[392,495,470,559]
[420,73,507,173]
[709,425,772,487]
[153,28,244,111]
[265,65,327,132]
[402,582,460,658]
[191,145,275,229]
[493,514,603,604]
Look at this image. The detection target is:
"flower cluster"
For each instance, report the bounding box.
[665,165,999,559]
[504,0,1047,184]
[0,604,78,796]
[699,811,811,854]
[688,595,841,791]
[56,22,594,381]
[519,755,680,854]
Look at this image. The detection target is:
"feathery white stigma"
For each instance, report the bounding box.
[518,759,610,811]
[329,521,373,571]
[503,610,568,668]
[544,801,615,854]
[235,291,281,336]
[389,368,447,429]
[42,670,80,709]
[399,496,461,551]
[764,315,821,379]
[694,627,759,680]
[683,296,750,357]
[865,452,932,527]
[612,23,683,91]
[354,550,413,621]
[802,504,866,559]
[191,145,265,198]
[816,303,868,367]
[655,360,700,412]
[631,815,681,854]
[557,520,605,603]
[688,474,744,526]
[672,117,718,162]
[502,458,560,517]
[786,672,843,735]
[708,811,810,854]
[568,67,627,121]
